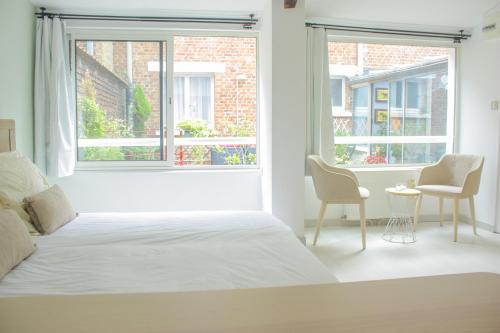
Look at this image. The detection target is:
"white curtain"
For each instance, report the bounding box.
[306,27,335,165]
[34,17,75,177]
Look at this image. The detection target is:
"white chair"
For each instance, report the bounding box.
[414,154,484,242]
[308,155,370,249]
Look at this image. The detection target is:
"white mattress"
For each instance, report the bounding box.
[0,211,336,297]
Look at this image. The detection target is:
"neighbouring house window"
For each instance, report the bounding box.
[74,35,257,167]
[174,75,214,127]
[330,77,344,109]
[329,40,455,166]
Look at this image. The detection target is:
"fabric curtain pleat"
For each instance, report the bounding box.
[34,17,75,177]
[305,27,335,168]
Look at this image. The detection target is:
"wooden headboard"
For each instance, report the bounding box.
[0,119,16,153]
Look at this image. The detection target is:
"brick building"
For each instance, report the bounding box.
[76,37,257,137]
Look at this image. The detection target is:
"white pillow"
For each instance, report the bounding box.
[0,151,49,202]
[0,209,36,279]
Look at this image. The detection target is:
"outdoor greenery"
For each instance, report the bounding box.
[177,119,216,138]
[176,117,257,166]
[218,116,256,166]
[334,129,354,165]
[79,72,154,161]
[131,85,152,137]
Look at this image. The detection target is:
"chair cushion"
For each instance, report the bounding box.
[416,185,463,196]
[358,187,370,199]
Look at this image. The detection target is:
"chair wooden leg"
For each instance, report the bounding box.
[469,196,477,235]
[313,201,327,246]
[439,197,444,227]
[359,201,366,250]
[453,198,460,242]
[413,194,423,231]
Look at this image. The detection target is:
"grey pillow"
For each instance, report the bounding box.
[0,209,36,279]
[24,185,77,235]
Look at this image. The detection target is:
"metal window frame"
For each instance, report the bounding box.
[69,28,260,171]
[328,35,458,167]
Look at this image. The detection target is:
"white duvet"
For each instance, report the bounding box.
[0,211,336,297]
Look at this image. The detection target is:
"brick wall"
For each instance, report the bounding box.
[75,46,128,122]
[328,42,449,69]
[173,36,257,136]
[328,42,358,65]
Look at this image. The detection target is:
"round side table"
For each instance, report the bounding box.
[383,187,421,244]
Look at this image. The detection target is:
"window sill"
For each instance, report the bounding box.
[348,165,424,173]
[74,164,260,173]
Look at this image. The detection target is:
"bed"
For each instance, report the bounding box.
[0,211,336,297]
[0,119,336,297]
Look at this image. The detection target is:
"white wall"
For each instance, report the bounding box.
[0,0,35,159]
[51,170,262,212]
[264,0,307,236]
[259,0,273,214]
[459,28,500,231]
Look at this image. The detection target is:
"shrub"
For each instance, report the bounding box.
[80,96,106,139]
[177,119,216,137]
[83,147,124,161]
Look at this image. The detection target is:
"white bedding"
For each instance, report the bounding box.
[0,211,336,297]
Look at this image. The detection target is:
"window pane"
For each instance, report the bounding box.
[189,77,212,124]
[403,143,446,164]
[335,143,445,166]
[389,81,403,136]
[76,41,161,161]
[330,78,343,108]
[173,36,257,167]
[352,86,369,136]
[404,73,448,136]
[329,41,453,166]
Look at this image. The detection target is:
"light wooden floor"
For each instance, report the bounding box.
[306,221,500,282]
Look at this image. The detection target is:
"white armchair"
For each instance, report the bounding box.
[414,154,484,242]
[308,155,370,249]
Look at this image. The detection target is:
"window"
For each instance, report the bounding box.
[329,41,455,166]
[330,77,344,111]
[174,75,214,127]
[74,35,257,168]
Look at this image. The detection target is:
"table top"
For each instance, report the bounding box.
[386,187,421,197]
[1,272,500,333]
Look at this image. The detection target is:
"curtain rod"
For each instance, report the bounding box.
[35,8,258,29]
[306,22,471,43]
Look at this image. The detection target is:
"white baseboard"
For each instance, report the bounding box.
[305,214,494,232]
[459,214,495,232]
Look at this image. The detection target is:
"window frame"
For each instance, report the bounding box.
[68,29,260,171]
[328,34,458,168]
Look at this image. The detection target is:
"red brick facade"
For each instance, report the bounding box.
[328,42,449,69]
[77,37,257,138]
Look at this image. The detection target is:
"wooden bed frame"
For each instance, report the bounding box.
[0,119,15,153]
[1,272,500,332]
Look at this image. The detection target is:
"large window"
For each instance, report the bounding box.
[329,41,455,166]
[74,35,257,168]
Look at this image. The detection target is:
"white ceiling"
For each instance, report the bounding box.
[31,0,499,29]
[306,0,499,29]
